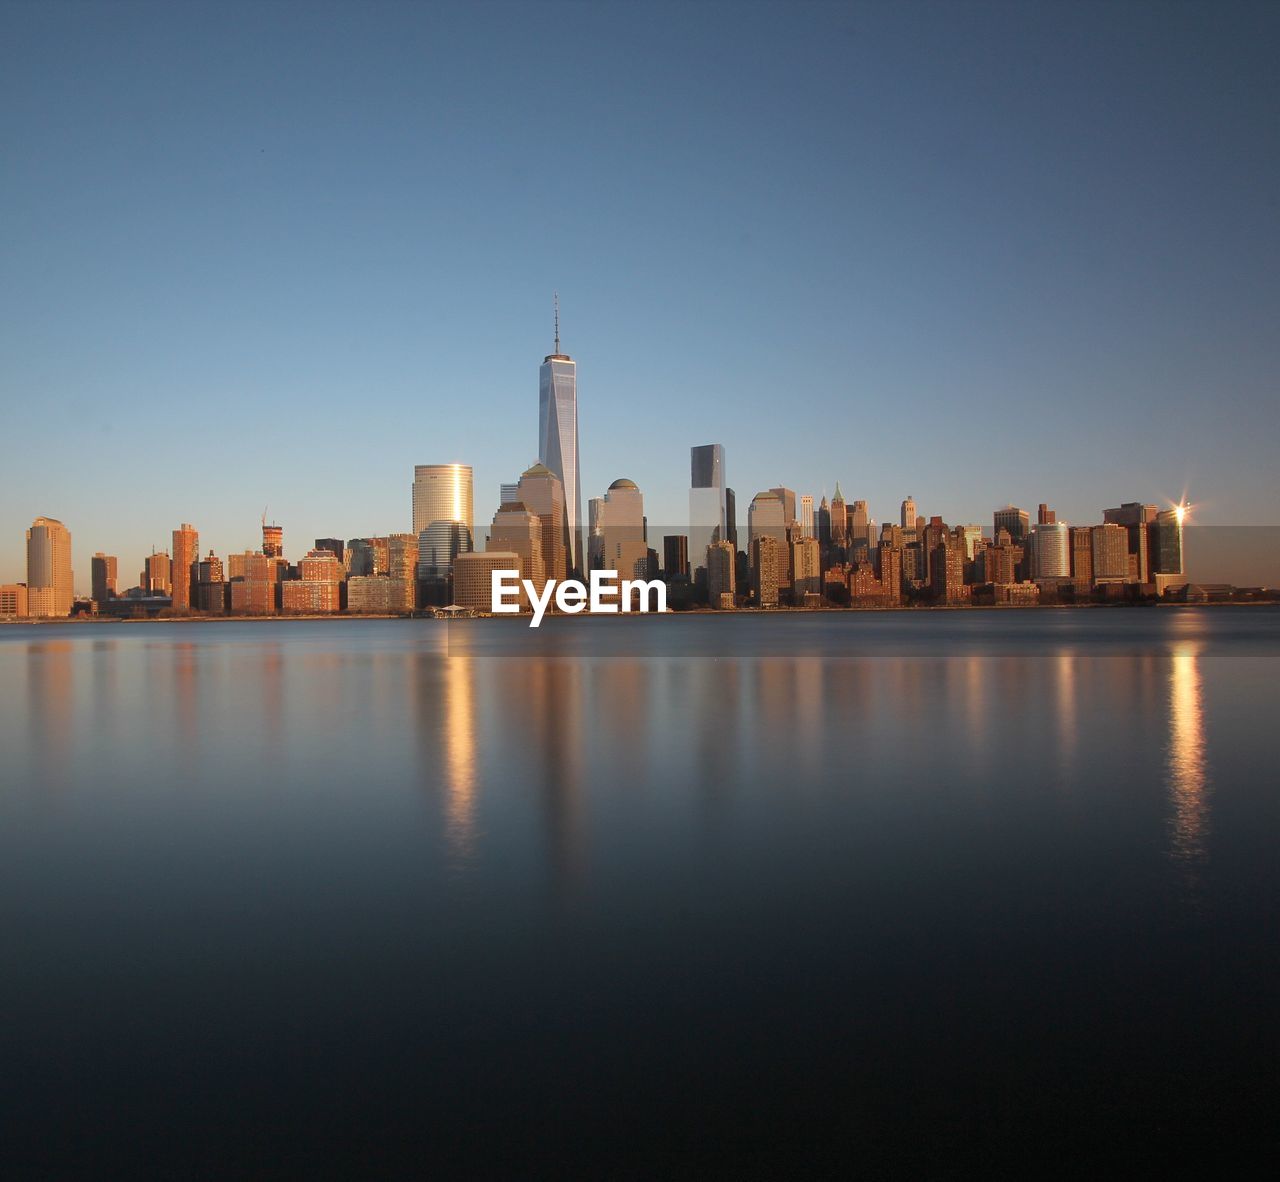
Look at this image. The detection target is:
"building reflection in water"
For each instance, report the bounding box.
[442,657,478,862]
[25,639,75,795]
[523,658,586,896]
[1054,650,1078,774]
[1167,641,1210,874]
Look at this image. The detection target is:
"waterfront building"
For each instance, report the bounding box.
[26,517,73,618]
[413,463,474,586]
[538,303,582,575]
[143,550,171,596]
[931,541,968,604]
[1103,502,1157,584]
[282,550,343,614]
[1070,526,1094,593]
[453,551,518,609]
[91,553,118,604]
[878,543,904,605]
[515,462,569,584]
[1151,508,1186,595]
[1,584,29,617]
[228,551,279,615]
[196,551,225,613]
[172,523,199,612]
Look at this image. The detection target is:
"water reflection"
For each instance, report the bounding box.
[1167,642,1210,874]
[442,657,478,860]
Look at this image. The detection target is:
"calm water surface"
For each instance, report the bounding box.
[2,610,1277,1174]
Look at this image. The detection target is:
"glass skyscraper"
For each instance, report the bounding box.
[689,443,727,575]
[538,312,582,576]
[412,463,474,580]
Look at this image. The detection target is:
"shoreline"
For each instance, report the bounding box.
[2,600,1275,626]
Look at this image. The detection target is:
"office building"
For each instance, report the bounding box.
[314,538,345,565]
[413,463,474,582]
[706,540,736,609]
[196,551,225,613]
[994,505,1030,545]
[1151,508,1186,595]
[172,523,199,612]
[590,478,647,578]
[262,521,283,559]
[830,483,848,545]
[792,536,822,600]
[453,551,518,609]
[1,584,29,617]
[515,462,569,584]
[538,302,582,575]
[663,535,689,580]
[488,502,545,601]
[26,517,73,618]
[143,550,171,596]
[769,487,797,528]
[747,491,787,555]
[901,496,917,531]
[1070,526,1094,592]
[91,553,118,604]
[690,443,728,575]
[800,495,815,538]
[1031,522,1070,579]
[751,535,783,607]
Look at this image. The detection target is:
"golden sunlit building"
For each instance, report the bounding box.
[171,523,199,612]
[1,584,29,617]
[453,551,518,609]
[26,516,73,618]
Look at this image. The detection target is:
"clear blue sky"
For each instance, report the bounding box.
[2,0,1277,589]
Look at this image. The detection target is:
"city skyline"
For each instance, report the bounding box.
[2,2,1277,585]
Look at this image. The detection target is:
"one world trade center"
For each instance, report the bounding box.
[538,296,583,576]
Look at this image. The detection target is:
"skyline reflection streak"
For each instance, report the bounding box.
[442,657,479,865]
[1167,642,1211,883]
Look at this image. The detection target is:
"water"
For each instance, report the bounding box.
[2,610,1277,1174]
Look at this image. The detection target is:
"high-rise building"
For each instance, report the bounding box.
[171,523,199,612]
[488,502,545,603]
[314,538,345,565]
[143,550,172,596]
[1031,522,1070,579]
[792,536,822,600]
[994,505,1030,545]
[879,542,904,605]
[91,553,118,604]
[769,487,797,527]
[751,535,783,607]
[706,540,736,609]
[515,462,569,584]
[1070,526,1094,592]
[800,495,815,538]
[1151,508,1186,595]
[1091,523,1130,581]
[663,535,689,579]
[1103,503,1157,583]
[830,483,848,545]
[900,496,917,531]
[748,491,787,554]
[725,487,737,550]
[413,463,474,583]
[690,443,728,575]
[197,551,225,613]
[1038,503,1057,526]
[589,478,648,578]
[817,495,831,550]
[262,521,283,559]
[26,517,73,618]
[538,301,582,575]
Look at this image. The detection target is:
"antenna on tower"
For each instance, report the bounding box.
[554,291,560,355]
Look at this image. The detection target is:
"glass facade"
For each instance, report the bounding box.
[539,356,582,576]
[412,463,474,578]
[689,443,728,573]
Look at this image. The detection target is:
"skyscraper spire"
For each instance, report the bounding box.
[554,291,560,355]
